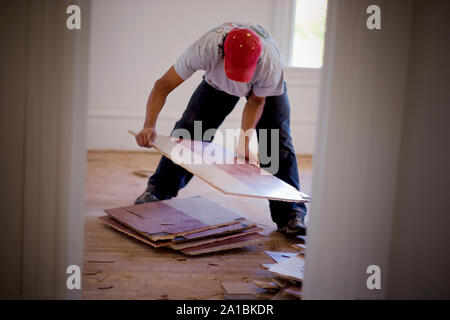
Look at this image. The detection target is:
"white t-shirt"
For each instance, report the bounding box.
[174,22,285,98]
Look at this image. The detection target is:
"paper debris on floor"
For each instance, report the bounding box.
[255,253,305,300]
[264,255,305,282]
[264,251,299,263]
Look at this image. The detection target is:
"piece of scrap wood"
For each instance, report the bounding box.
[264,251,299,263]
[132,134,309,203]
[221,282,265,296]
[257,291,276,300]
[98,285,114,290]
[283,285,302,298]
[83,270,102,276]
[270,289,297,300]
[266,255,305,282]
[272,278,292,289]
[253,280,280,291]
[88,260,115,264]
[291,245,305,254]
[261,263,272,270]
[132,169,154,178]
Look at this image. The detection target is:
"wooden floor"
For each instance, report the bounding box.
[83,151,312,299]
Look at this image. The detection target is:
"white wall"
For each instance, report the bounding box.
[87,0,320,154]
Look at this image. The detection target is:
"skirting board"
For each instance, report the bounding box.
[86,110,317,154]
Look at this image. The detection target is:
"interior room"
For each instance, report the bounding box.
[1,0,449,301]
[82,0,322,299]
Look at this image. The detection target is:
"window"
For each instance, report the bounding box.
[291,0,328,68]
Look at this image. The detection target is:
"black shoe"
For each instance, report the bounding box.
[134,190,161,205]
[278,215,307,236]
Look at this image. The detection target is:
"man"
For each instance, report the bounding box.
[134,22,307,236]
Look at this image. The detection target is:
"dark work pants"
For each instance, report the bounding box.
[147,80,307,227]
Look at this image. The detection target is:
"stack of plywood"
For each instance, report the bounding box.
[100,196,264,255]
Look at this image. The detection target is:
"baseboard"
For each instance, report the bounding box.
[87,109,316,154]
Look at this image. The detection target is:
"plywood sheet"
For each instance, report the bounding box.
[173,222,252,242]
[99,216,171,248]
[181,233,264,256]
[163,196,244,225]
[169,226,262,250]
[283,285,302,298]
[151,136,310,203]
[105,196,246,241]
[106,205,206,238]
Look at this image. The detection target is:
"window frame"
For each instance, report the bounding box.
[272,0,327,70]
[271,0,297,67]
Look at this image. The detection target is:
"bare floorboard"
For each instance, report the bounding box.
[83,151,312,300]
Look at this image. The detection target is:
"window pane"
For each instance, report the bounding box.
[292,0,328,68]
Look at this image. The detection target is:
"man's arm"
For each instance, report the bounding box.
[135,66,184,148]
[238,93,266,161]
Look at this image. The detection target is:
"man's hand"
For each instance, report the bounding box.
[135,127,157,148]
[236,130,259,165]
